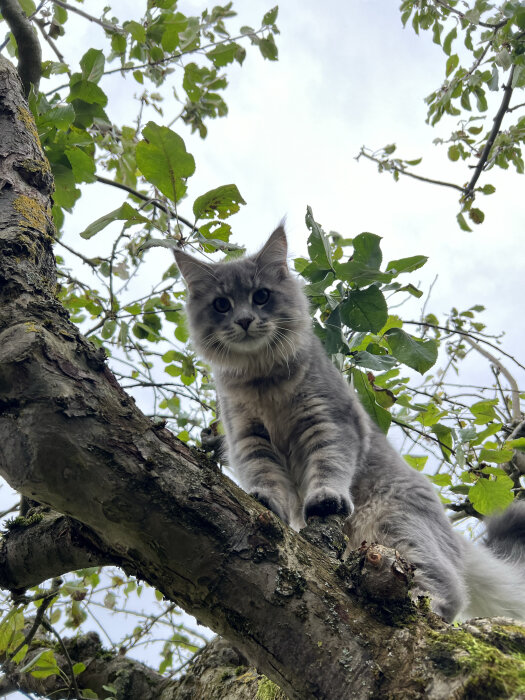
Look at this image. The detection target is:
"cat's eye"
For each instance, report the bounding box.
[253,288,270,305]
[213,297,231,313]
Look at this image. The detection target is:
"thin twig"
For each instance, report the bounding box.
[392,416,471,464]
[433,0,507,29]
[51,0,124,34]
[56,239,99,268]
[8,578,62,661]
[41,617,82,700]
[34,18,69,73]
[508,100,525,113]
[95,175,196,232]
[357,149,465,192]
[46,27,267,95]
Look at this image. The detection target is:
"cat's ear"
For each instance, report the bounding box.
[173,249,214,289]
[255,225,288,273]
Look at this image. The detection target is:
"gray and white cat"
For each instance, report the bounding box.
[175,226,525,621]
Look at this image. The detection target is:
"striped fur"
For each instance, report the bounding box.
[175,227,525,622]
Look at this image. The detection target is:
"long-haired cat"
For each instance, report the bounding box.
[175,226,525,621]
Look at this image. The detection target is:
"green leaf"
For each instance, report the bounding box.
[136,122,195,202]
[446,54,459,77]
[432,423,453,463]
[479,447,514,464]
[80,202,155,239]
[333,260,392,287]
[79,49,105,84]
[469,477,514,515]
[480,184,496,195]
[352,232,382,269]
[123,20,146,43]
[323,306,348,355]
[305,206,333,270]
[160,13,188,51]
[385,328,438,374]
[457,212,472,232]
[52,164,80,210]
[351,369,391,433]
[262,6,278,25]
[470,399,498,425]
[20,649,60,678]
[351,350,397,371]
[339,286,388,333]
[72,662,86,676]
[258,34,278,60]
[193,184,246,220]
[207,43,241,67]
[399,283,423,298]
[429,473,452,487]
[448,144,460,161]
[443,27,457,55]
[37,103,75,130]
[403,455,428,471]
[67,79,108,106]
[468,207,485,225]
[507,437,525,452]
[12,643,28,663]
[385,255,428,275]
[65,147,96,184]
[496,48,512,71]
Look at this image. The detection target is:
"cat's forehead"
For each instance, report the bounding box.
[213,257,265,293]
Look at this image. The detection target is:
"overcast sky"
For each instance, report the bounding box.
[3,1,525,695]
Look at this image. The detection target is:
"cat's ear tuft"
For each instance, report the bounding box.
[255,226,288,273]
[173,249,213,289]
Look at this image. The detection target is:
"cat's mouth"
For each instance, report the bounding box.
[226,332,269,352]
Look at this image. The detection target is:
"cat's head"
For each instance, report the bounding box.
[174,226,310,372]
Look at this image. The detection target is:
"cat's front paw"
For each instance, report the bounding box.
[304,487,353,521]
[250,490,288,523]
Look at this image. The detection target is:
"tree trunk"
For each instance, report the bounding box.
[1,55,525,700]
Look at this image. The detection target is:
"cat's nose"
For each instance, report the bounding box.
[235,316,254,331]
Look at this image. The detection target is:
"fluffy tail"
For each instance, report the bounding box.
[461,502,525,620]
[485,500,525,565]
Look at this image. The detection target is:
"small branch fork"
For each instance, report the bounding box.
[359,60,518,202]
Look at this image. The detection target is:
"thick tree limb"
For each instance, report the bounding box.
[0,0,41,95]
[2,55,525,699]
[0,511,115,591]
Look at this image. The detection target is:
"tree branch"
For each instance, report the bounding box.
[95,174,197,232]
[357,149,465,193]
[0,0,42,95]
[433,0,507,29]
[0,631,264,700]
[464,336,522,423]
[0,511,116,591]
[51,0,125,35]
[463,66,516,199]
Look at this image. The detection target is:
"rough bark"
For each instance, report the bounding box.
[0,630,268,700]
[1,55,525,699]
